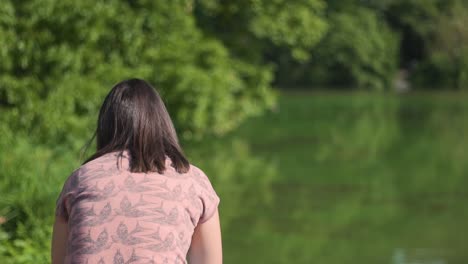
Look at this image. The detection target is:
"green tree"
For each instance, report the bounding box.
[383,0,468,89]
[194,0,328,64]
[413,1,468,89]
[1,0,326,262]
[281,7,399,90]
[318,8,399,90]
[0,0,276,145]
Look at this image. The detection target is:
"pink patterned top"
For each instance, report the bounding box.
[55,151,220,264]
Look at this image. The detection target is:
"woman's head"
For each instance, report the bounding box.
[86,78,189,173]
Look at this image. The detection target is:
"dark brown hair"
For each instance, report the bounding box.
[84,78,190,173]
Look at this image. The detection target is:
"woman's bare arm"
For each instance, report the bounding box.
[187,209,222,264]
[51,215,68,264]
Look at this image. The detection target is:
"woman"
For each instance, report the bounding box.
[52,79,222,264]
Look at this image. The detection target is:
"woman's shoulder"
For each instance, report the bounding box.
[186,163,216,190]
[66,153,123,185]
[81,152,127,172]
[186,163,209,180]
[187,163,202,174]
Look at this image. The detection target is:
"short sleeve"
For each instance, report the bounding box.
[55,169,80,221]
[192,166,220,224]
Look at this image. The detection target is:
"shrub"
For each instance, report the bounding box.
[313,7,399,90]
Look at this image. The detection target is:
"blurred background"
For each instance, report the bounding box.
[1,0,468,263]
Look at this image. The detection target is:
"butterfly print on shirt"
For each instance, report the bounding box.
[112,222,149,245]
[113,248,141,264]
[144,232,175,252]
[148,182,183,201]
[86,180,119,202]
[186,185,203,212]
[72,228,113,255]
[176,231,190,251]
[144,226,162,241]
[81,203,115,227]
[191,169,211,190]
[143,207,179,226]
[68,228,94,254]
[57,153,220,263]
[69,200,116,228]
[81,164,114,182]
[174,256,186,264]
[114,195,151,218]
[121,175,160,193]
[139,256,156,264]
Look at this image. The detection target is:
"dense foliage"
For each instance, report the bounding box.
[0,0,277,142]
[280,7,399,90]
[275,0,468,90]
[411,1,468,89]
[1,0,468,262]
[194,0,328,61]
[0,0,323,262]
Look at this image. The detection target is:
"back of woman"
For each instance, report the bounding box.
[52,79,222,264]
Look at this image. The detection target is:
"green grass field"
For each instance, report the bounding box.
[192,91,468,263]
